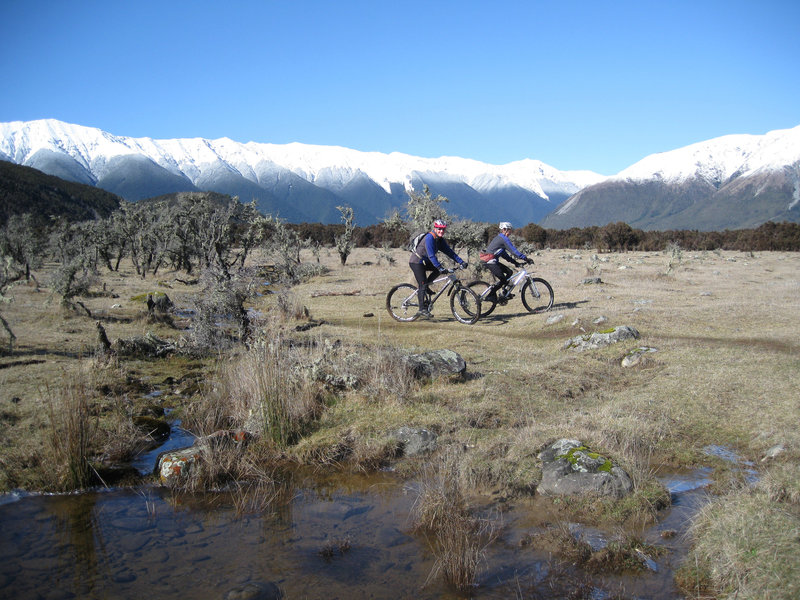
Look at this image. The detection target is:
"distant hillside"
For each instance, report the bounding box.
[0,160,122,226]
[542,126,800,231]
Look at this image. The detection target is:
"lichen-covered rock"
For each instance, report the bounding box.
[155,446,203,484]
[402,349,466,380]
[537,439,633,498]
[563,325,640,352]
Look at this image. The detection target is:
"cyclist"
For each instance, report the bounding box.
[480,221,529,301]
[409,219,467,318]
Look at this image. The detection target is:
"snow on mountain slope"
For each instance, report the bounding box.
[0,119,602,201]
[614,125,800,185]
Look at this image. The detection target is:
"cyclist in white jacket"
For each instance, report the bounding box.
[480,222,528,300]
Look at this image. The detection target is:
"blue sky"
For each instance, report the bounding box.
[1,0,798,175]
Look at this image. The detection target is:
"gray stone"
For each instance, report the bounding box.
[761,444,786,462]
[563,325,640,352]
[621,346,658,367]
[537,439,633,499]
[402,349,466,380]
[390,426,438,457]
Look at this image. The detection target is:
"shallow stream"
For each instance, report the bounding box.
[1,423,747,599]
[0,472,716,599]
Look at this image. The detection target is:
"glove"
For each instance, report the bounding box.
[459,262,468,270]
[525,258,534,265]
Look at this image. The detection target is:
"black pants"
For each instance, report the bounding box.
[487,261,513,288]
[410,262,439,309]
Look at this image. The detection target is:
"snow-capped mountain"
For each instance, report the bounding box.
[0,119,605,226]
[542,125,800,231]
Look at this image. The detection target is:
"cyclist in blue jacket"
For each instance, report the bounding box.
[480,222,529,301]
[409,219,467,318]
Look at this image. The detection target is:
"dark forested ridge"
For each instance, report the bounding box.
[2,161,799,252]
[0,160,122,226]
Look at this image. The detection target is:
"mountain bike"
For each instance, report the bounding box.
[386,266,482,324]
[467,260,554,317]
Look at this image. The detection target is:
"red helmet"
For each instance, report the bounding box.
[433,219,447,230]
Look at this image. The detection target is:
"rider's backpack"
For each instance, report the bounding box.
[408,231,428,256]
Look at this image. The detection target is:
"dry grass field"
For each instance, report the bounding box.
[1,245,799,597]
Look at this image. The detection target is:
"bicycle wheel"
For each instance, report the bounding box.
[450,286,481,324]
[467,280,497,317]
[386,283,421,321]
[521,277,554,313]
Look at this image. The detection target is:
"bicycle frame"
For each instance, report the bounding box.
[425,272,461,306]
[386,268,481,324]
[504,267,530,291]
[467,264,554,316]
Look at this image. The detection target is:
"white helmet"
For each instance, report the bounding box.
[499,222,513,230]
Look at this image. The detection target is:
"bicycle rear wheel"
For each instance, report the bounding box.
[386,283,421,321]
[450,286,481,324]
[521,277,554,313]
[466,280,497,317]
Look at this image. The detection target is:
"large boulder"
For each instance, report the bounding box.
[538,439,633,499]
[402,349,466,380]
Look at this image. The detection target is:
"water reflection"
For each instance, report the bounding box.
[0,467,713,600]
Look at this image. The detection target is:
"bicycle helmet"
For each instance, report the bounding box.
[499,221,513,230]
[433,219,447,229]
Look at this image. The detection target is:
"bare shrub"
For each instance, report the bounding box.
[188,266,256,350]
[275,288,310,321]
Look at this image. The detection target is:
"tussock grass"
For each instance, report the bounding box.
[413,449,496,591]
[679,477,800,599]
[186,330,323,448]
[44,369,96,490]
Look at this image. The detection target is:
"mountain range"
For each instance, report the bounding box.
[542,125,800,231]
[0,119,601,227]
[1,119,799,230]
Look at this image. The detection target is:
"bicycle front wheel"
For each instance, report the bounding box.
[386,283,421,321]
[450,286,481,324]
[466,280,497,317]
[521,277,554,313]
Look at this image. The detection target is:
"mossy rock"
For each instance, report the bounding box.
[538,439,633,498]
